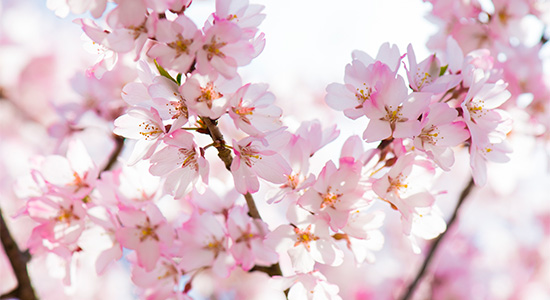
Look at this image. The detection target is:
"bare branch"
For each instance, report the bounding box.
[399,177,475,300]
[0,209,37,300]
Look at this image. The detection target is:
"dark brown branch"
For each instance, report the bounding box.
[102,135,125,173]
[201,117,282,277]
[399,177,475,300]
[0,209,37,300]
[202,118,233,170]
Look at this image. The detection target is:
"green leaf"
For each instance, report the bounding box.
[154,59,177,84]
[439,64,448,77]
[176,73,182,85]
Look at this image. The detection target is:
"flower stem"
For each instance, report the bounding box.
[399,177,475,300]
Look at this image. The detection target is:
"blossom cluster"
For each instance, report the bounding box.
[1,0,549,299]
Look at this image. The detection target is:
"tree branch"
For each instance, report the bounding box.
[0,209,37,300]
[201,117,282,277]
[102,135,125,173]
[399,177,475,300]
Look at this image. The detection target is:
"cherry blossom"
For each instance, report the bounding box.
[325,60,398,119]
[268,213,343,273]
[180,72,241,119]
[371,153,435,235]
[116,204,174,272]
[147,16,203,74]
[230,129,292,194]
[413,102,470,170]
[196,19,256,79]
[213,0,266,39]
[6,0,550,299]
[113,106,167,164]
[38,139,98,199]
[362,79,431,142]
[297,158,368,230]
[227,83,282,136]
[177,212,235,277]
[404,44,462,93]
[226,205,278,270]
[287,271,343,300]
[24,193,87,249]
[149,129,209,198]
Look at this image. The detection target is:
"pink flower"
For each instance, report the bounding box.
[121,60,156,107]
[177,212,235,277]
[131,255,185,300]
[362,76,431,142]
[179,72,241,119]
[116,204,174,272]
[287,271,342,300]
[267,214,343,273]
[372,153,435,235]
[413,103,470,171]
[192,188,237,216]
[404,44,462,93]
[85,206,124,275]
[113,106,167,164]
[149,129,209,198]
[340,210,385,264]
[38,139,98,199]
[226,206,278,270]
[214,0,266,39]
[230,129,292,194]
[25,193,87,249]
[196,19,255,79]
[462,69,512,146]
[149,76,190,130]
[297,158,367,230]
[352,42,402,73]
[469,140,512,186]
[228,83,282,136]
[326,60,397,120]
[147,16,203,74]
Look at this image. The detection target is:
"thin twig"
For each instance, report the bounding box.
[0,209,37,300]
[102,135,125,172]
[399,177,475,300]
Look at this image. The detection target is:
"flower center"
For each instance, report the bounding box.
[293,225,319,251]
[168,34,193,57]
[239,142,262,167]
[138,121,163,140]
[355,84,373,107]
[203,36,227,61]
[198,82,223,109]
[179,148,198,171]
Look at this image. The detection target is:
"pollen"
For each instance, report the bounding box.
[355,84,372,107]
[178,148,199,171]
[138,122,163,140]
[55,205,79,223]
[387,174,409,195]
[419,125,441,145]
[239,142,262,167]
[166,92,189,120]
[319,188,342,209]
[381,105,408,127]
[293,225,319,251]
[467,98,488,119]
[203,36,227,61]
[415,70,432,90]
[168,34,193,57]
[198,82,223,109]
